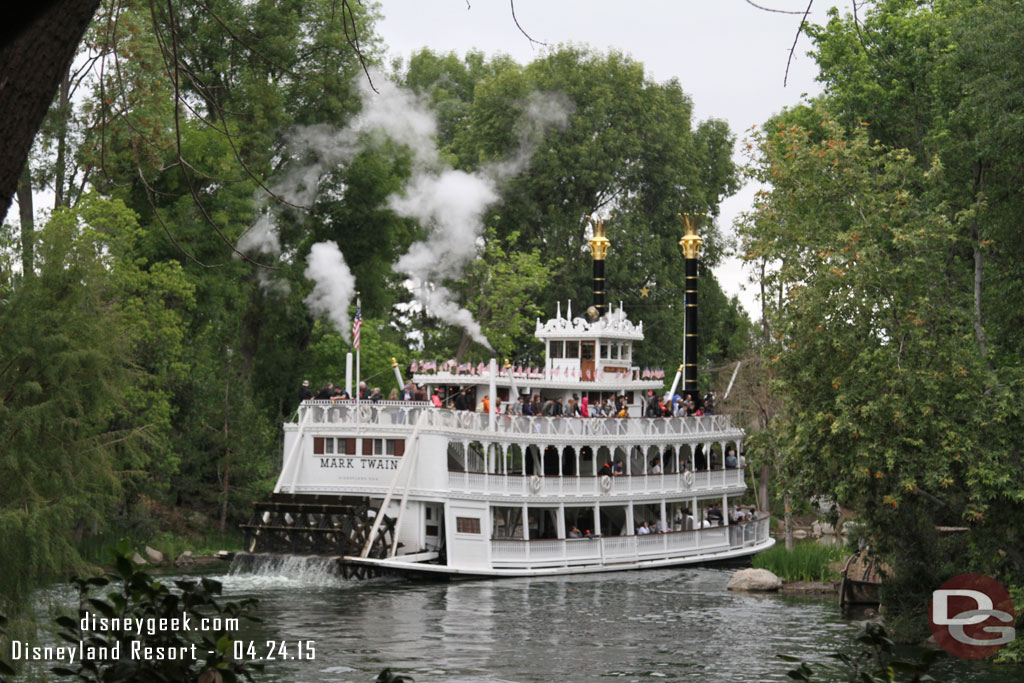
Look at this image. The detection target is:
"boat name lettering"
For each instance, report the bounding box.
[317,457,398,470]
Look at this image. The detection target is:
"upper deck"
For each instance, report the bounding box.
[290,400,743,445]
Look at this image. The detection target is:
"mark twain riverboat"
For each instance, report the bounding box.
[241,217,773,577]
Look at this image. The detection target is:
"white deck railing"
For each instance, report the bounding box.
[446,468,746,497]
[489,517,771,568]
[296,402,741,440]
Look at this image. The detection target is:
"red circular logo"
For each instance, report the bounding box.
[929,573,1016,659]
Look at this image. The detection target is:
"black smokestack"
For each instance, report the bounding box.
[588,217,610,317]
[679,214,704,398]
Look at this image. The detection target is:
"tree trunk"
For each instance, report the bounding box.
[17,164,34,275]
[53,68,71,210]
[220,365,231,533]
[971,220,988,359]
[759,465,770,513]
[0,0,101,224]
[784,493,794,551]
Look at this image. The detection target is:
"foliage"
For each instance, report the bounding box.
[779,622,945,682]
[401,47,749,375]
[375,669,414,683]
[752,542,845,583]
[0,196,195,610]
[740,0,1024,638]
[50,541,261,682]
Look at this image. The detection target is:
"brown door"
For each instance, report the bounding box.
[581,341,596,381]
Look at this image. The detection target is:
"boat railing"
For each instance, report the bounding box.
[490,516,770,568]
[446,468,745,496]
[297,402,738,438]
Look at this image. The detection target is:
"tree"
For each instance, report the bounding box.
[740,111,1024,639]
[402,47,749,374]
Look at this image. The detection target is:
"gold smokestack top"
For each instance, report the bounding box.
[588,216,610,261]
[678,212,705,259]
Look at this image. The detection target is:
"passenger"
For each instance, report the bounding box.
[369,387,382,403]
[388,388,400,401]
[613,461,624,476]
[649,457,662,475]
[453,389,469,411]
[600,398,614,417]
[555,396,565,416]
[616,405,629,419]
[568,526,583,538]
[521,397,534,416]
[358,381,369,400]
[673,509,684,531]
[495,397,503,414]
[299,380,313,402]
[637,521,651,535]
[655,518,667,533]
[645,391,661,418]
[332,387,346,401]
[530,395,542,416]
[707,504,724,526]
[431,388,443,408]
[481,395,491,414]
[725,447,738,468]
[580,396,590,417]
[315,382,334,400]
[413,384,427,402]
[597,461,613,477]
[679,458,689,472]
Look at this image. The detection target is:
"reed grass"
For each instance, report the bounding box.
[752,541,846,582]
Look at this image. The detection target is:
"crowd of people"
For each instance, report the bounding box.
[300,380,717,421]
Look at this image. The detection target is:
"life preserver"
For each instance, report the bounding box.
[683,470,694,488]
[600,475,612,492]
[529,475,542,493]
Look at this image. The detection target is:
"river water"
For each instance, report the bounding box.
[200,557,1015,683]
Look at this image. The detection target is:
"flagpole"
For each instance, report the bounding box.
[354,293,362,440]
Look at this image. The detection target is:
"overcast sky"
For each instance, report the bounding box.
[377,0,854,317]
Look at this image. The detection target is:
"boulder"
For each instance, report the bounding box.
[131,552,148,566]
[144,546,164,564]
[793,528,808,539]
[175,550,195,567]
[727,568,783,592]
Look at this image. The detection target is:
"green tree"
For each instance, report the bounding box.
[741,112,1024,639]
[402,47,749,375]
[0,196,191,609]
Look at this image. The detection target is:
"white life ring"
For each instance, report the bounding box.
[529,475,543,493]
[683,470,694,488]
[600,475,612,492]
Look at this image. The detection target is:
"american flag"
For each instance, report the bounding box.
[352,300,362,349]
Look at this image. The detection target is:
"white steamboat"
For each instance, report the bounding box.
[243,218,773,577]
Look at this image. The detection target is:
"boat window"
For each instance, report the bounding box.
[609,344,619,360]
[565,341,579,359]
[313,437,325,455]
[492,507,524,538]
[600,344,608,359]
[581,341,595,360]
[550,341,563,358]
[324,438,334,454]
[456,517,481,534]
[622,344,631,361]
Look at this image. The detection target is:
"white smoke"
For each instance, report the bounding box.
[303,241,356,335]
[237,68,570,343]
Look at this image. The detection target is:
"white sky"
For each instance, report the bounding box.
[377,0,854,318]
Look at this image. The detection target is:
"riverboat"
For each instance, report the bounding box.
[241,217,773,577]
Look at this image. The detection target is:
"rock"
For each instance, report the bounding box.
[727,568,783,592]
[175,550,195,566]
[132,552,148,566]
[811,521,822,537]
[793,529,808,539]
[215,550,235,560]
[145,546,164,564]
[819,521,836,536]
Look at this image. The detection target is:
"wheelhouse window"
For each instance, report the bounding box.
[550,341,563,358]
[565,341,579,359]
